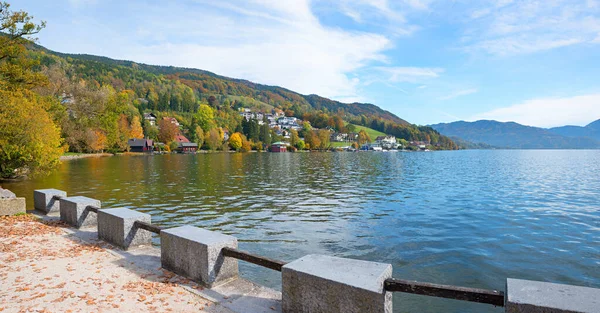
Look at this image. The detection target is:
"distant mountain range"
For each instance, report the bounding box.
[429,119,600,149]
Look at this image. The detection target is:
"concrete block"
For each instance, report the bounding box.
[282,254,392,313]
[0,198,26,216]
[33,189,66,213]
[506,278,600,313]
[59,196,101,228]
[160,225,238,287]
[98,208,152,250]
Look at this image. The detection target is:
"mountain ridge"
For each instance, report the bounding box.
[430,119,600,149]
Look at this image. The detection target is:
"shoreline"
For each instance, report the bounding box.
[60,153,113,161]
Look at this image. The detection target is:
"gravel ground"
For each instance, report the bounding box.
[0,214,232,313]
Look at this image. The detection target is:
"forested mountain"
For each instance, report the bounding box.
[430,120,600,149]
[25,42,456,151]
[32,44,409,125]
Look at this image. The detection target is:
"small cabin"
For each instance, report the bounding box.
[176,142,198,153]
[128,139,154,152]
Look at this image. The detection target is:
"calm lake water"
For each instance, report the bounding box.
[5,150,600,313]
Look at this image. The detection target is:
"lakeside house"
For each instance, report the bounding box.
[174,134,198,153]
[375,136,398,149]
[271,142,288,152]
[176,142,198,153]
[143,113,157,126]
[128,138,154,152]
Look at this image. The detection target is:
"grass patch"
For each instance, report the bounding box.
[348,124,386,140]
[62,152,84,156]
[330,142,352,148]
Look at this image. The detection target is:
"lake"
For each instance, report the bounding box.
[4,150,600,313]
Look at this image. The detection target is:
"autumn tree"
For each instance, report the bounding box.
[88,129,107,152]
[305,131,320,150]
[357,130,371,145]
[290,129,300,147]
[206,128,222,151]
[129,115,144,139]
[194,126,204,148]
[158,118,178,143]
[240,136,252,152]
[317,129,331,150]
[0,91,63,178]
[0,3,63,178]
[228,132,243,151]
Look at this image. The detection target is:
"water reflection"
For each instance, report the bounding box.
[4,150,600,313]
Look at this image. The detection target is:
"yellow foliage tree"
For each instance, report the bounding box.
[206,128,222,151]
[357,130,371,145]
[129,115,144,139]
[0,3,63,178]
[0,90,63,178]
[228,132,243,151]
[240,137,252,152]
[88,129,107,152]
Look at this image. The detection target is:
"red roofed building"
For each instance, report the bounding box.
[174,134,190,143]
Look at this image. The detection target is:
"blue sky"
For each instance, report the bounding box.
[17,0,600,127]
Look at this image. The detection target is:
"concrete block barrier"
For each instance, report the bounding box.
[282,254,392,313]
[59,196,101,228]
[0,198,26,216]
[506,278,600,313]
[98,208,151,250]
[161,225,238,287]
[34,189,66,213]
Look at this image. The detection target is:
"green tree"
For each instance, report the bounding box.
[259,119,271,146]
[195,104,215,132]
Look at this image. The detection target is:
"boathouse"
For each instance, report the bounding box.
[271,142,287,152]
[128,138,154,152]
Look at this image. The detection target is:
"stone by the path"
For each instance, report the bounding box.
[0,187,16,199]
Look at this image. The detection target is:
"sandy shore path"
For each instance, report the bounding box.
[0,215,234,313]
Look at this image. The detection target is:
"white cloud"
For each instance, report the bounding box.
[59,0,395,102]
[471,94,600,127]
[373,66,443,83]
[438,88,478,100]
[463,0,600,56]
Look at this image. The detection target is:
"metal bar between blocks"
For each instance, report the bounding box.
[85,205,100,213]
[134,220,162,234]
[222,247,287,272]
[384,278,505,307]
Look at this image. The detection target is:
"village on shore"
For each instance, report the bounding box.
[129,108,433,154]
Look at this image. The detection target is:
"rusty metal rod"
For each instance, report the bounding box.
[134,220,162,234]
[384,278,505,307]
[222,247,287,272]
[85,205,100,213]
